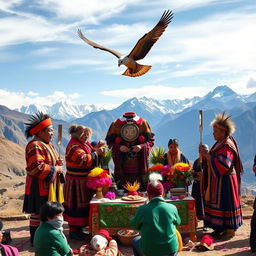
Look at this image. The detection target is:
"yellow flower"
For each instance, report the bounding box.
[173,162,190,168]
[88,167,104,177]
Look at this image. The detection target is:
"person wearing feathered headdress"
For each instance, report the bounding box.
[131,173,181,256]
[23,112,64,245]
[199,112,243,240]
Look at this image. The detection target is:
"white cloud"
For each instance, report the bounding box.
[247,77,256,88]
[0,0,23,10]
[35,58,108,70]
[0,89,80,109]
[27,91,39,96]
[101,85,212,100]
[38,0,131,19]
[31,47,58,55]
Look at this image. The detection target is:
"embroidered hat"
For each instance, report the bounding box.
[97,229,113,242]
[195,235,214,251]
[123,112,136,118]
[147,173,164,197]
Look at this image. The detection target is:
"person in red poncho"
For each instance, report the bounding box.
[105,112,154,190]
[63,124,105,240]
[199,112,243,240]
[23,112,64,245]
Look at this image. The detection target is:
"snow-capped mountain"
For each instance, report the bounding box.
[17,101,103,122]
[2,85,256,185]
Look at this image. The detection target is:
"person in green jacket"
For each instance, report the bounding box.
[34,201,73,256]
[131,173,181,256]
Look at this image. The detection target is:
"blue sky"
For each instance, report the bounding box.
[0,0,255,109]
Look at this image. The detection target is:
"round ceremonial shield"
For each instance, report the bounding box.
[120,123,139,142]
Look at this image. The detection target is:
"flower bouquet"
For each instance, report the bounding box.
[100,148,112,169]
[148,163,165,173]
[87,167,112,199]
[149,146,166,165]
[169,162,193,188]
[123,181,140,196]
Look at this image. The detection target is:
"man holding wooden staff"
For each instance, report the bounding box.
[23,112,64,245]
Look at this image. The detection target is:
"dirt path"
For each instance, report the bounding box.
[1,217,254,256]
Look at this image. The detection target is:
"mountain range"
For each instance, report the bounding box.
[1,85,256,186]
[16,101,103,122]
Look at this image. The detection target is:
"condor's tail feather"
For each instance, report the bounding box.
[122,64,151,77]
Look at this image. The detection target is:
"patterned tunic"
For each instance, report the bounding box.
[63,138,98,227]
[23,140,58,214]
[106,117,154,190]
[204,137,243,232]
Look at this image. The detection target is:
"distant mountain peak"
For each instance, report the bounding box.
[211,85,236,96]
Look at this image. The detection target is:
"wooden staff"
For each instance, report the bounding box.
[199,110,203,165]
[57,124,62,157]
[57,124,65,183]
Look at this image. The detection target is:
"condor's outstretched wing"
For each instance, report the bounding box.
[78,29,123,59]
[128,10,173,61]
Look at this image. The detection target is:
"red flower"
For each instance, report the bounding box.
[138,135,145,143]
[115,137,121,144]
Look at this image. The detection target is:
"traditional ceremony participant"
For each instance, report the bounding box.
[250,154,256,252]
[163,138,189,166]
[191,144,209,221]
[34,201,73,256]
[23,112,64,245]
[199,113,243,240]
[63,124,104,240]
[192,144,209,231]
[131,173,180,256]
[106,112,154,190]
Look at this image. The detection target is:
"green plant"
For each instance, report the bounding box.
[100,148,112,168]
[149,146,166,165]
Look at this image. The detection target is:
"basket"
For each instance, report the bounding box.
[117,229,139,246]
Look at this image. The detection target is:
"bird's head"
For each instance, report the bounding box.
[118,56,128,67]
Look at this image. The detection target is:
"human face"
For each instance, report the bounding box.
[168,144,178,154]
[213,126,226,141]
[80,130,91,143]
[37,126,54,143]
[47,212,63,220]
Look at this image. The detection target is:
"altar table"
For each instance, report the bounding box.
[89,196,196,241]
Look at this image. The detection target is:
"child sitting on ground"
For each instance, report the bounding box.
[34,201,73,256]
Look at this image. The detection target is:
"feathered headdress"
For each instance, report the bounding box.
[24,112,51,139]
[148,172,163,187]
[147,173,164,197]
[211,112,235,136]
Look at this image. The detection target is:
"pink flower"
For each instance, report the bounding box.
[87,177,112,190]
[104,192,116,199]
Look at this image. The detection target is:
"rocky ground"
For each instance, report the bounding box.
[0,217,254,256]
[0,195,255,256]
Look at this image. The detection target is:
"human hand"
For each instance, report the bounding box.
[132,145,142,153]
[69,248,74,256]
[56,158,63,166]
[56,166,64,174]
[199,144,209,160]
[120,145,129,152]
[96,147,105,156]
